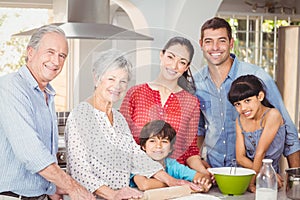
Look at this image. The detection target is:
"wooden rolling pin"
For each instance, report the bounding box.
[141,185,192,200]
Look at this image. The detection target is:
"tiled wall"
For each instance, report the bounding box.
[56,111,70,126]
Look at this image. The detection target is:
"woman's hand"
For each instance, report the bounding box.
[166,179,205,192]
[112,187,143,200]
[153,170,207,192]
[201,159,211,170]
[186,156,210,176]
[68,186,96,200]
[193,177,212,192]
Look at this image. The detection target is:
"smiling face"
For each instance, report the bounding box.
[27,32,68,90]
[159,44,190,81]
[233,92,264,119]
[95,67,129,104]
[200,28,234,67]
[142,135,173,164]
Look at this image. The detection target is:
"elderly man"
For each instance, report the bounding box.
[0,24,95,200]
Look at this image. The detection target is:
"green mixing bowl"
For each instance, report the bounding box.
[208,167,256,195]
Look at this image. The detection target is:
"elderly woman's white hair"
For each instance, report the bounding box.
[92,49,133,88]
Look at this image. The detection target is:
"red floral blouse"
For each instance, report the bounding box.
[120,83,200,165]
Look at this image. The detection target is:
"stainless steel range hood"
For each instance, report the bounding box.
[13,0,153,40]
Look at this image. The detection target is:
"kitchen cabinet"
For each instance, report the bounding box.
[277,25,300,133]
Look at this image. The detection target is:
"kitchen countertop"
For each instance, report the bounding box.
[201,184,290,200]
[63,185,290,200]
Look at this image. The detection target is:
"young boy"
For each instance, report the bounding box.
[130,120,212,192]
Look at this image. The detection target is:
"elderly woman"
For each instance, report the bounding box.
[65,49,201,200]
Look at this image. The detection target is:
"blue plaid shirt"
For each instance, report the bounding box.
[0,66,58,196]
[194,54,300,167]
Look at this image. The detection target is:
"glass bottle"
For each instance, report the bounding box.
[255,159,278,200]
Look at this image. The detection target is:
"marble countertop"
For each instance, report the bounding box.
[63,185,290,200]
[203,185,290,200]
[63,182,291,200]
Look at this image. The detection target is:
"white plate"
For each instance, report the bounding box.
[173,193,221,200]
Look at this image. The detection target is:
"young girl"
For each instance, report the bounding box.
[130,120,212,192]
[228,74,285,192]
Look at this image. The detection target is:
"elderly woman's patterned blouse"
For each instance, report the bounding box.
[65,102,163,192]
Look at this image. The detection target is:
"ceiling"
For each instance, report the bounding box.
[218,0,300,15]
[1,0,300,17]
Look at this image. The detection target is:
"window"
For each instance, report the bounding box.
[0,7,51,76]
[0,7,68,111]
[219,15,300,80]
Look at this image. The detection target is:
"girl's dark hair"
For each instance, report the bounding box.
[228,75,274,108]
[139,120,176,150]
[162,36,196,94]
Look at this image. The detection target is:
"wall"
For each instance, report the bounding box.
[124,0,222,82]
[73,0,222,108]
[0,0,51,8]
[0,0,222,109]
